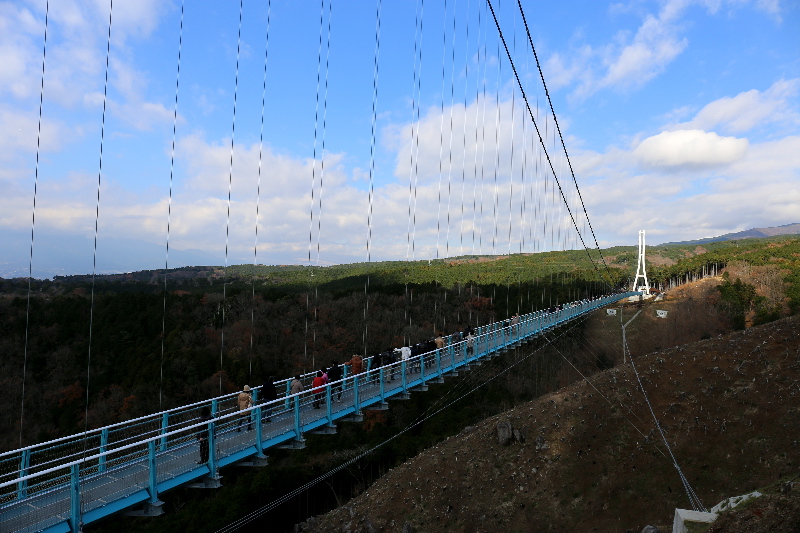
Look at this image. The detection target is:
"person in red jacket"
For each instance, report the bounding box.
[312,371,326,409]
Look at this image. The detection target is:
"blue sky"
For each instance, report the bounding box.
[0,0,798,277]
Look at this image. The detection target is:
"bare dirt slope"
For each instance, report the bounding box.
[299,301,800,532]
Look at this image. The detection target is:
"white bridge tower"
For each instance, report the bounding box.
[632,230,650,294]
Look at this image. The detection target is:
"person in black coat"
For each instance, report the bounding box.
[327,362,343,402]
[261,377,278,422]
[197,406,213,464]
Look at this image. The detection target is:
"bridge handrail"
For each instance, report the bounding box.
[0,293,632,489]
[0,319,476,461]
[0,313,490,460]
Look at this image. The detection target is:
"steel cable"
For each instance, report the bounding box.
[219,0,244,394]
[159,0,185,410]
[250,0,272,383]
[20,0,49,448]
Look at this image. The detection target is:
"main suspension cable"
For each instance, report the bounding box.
[486,0,609,288]
[514,0,614,283]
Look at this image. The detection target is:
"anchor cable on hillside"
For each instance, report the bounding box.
[622,310,707,512]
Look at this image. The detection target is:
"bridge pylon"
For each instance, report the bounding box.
[631,230,651,295]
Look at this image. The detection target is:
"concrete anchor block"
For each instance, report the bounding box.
[366,402,389,411]
[672,508,717,533]
[341,412,364,423]
[410,385,429,392]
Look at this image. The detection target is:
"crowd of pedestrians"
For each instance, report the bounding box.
[194,298,616,464]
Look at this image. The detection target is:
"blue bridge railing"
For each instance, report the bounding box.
[0,292,635,533]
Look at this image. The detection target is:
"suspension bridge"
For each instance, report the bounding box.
[0,0,707,531]
[0,293,637,533]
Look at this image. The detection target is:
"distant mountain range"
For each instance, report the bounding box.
[658,223,800,246]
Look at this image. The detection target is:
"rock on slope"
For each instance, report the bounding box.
[299,314,800,533]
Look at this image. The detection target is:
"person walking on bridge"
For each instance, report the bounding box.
[197,406,213,465]
[261,377,277,423]
[290,375,303,396]
[237,385,253,432]
[312,371,326,409]
[327,363,343,402]
[346,353,364,375]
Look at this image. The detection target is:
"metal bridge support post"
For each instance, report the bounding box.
[436,348,442,377]
[255,406,264,457]
[160,412,169,452]
[69,463,80,533]
[354,375,361,414]
[17,448,30,499]
[147,440,162,505]
[211,399,218,417]
[450,343,455,370]
[379,368,386,402]
[123,440,165,516]
[420,355,426,381]
[342,365,349,391]
[401,361,408,392]
[326,385,333,424]
[208,420,217,476]
[293,396,302,440]
[251,389,259,430]
[98,428,108,473]
[285,381,292,410]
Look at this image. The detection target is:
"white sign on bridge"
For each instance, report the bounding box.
[656,310,668,318]
[607,309,617,316]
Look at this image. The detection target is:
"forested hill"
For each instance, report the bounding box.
[0,235,798,452]
[14,233,800,300]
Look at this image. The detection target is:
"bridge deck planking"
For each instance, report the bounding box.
[0,293,634,533]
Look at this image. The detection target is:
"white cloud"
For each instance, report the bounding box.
[595,12,687,91]
[674,78,800,134]
[570,126,798,247]
[544,0,785,99]
[634,129,748,169]
[0,107,65,164]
